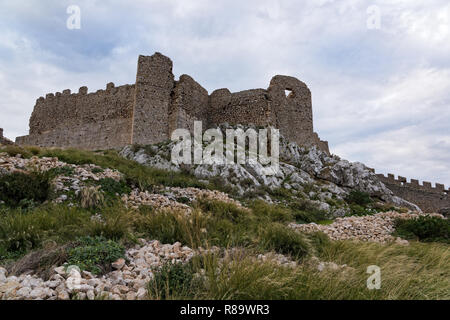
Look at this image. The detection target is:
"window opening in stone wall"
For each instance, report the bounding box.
[284,89,293,98]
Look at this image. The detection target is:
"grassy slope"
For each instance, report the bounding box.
[0,145,449,300]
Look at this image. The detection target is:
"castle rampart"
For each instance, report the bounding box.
[17,82,135,150]
[16,52,329,154]
[375,172,450,212]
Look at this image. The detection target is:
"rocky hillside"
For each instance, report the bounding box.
[0,136,448,300]
[121,124,420,217]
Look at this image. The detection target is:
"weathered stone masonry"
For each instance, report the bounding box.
[0,128,13,145]
[16,52,329,154]
[375,172,450,213]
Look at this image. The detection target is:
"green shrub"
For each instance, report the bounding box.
[0,171,51,208]
[0,205,92,258]
[394,216,449,243]
[148,261,200,299]
[207,176,238,196]
[267,187,294,200]
[288,199,328,223]
[0,145,32,158]
[347,204,376,217]
[48,166,75,177]
[0,203,137,262]
[66,236,125,274]
[134,208,206,248]
[260,223,309,259]
[345,190,373,207]
[250,200,293,223]
[98,178,131,198]
[197,200,248,223]
[87,204,135,240]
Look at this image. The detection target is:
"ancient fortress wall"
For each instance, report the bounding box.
[169,75,209,134]
[0,128,13,145]
[16,84,135,150]
[16,52,329,154]
[375,172,450,212]
[209,89,272,128]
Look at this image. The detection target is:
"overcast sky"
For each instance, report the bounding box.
[0,0,449,187]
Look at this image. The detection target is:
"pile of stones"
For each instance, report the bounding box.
[0,240,196,300]
[121,189,193,213]
[290,211,445,243]
[122,187,245,213]
[164,187,245,208]
[0,154,120,180]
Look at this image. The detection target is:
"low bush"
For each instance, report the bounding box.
[394,216,449,243]
[98,178,131,199]
[0,145,32,158]
[249,200,293,223]
[345,190,373,207]
[266,187,295,201]
[207,176,239,197]
[196,199,248,223]
[0,171,51,208]
[48,166,75,177]
[66,236,125,275]
[0,203,134,262]
[260,223,309,259]
[288,199,328,223]
[347,204,376,217]
[148,261,200,299]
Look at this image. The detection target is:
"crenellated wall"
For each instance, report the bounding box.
[17,83,135,150]
[16,52,329,154]
[375,172,450,212]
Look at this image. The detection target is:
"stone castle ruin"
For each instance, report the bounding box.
[16,52,329,154]
[10,52,449,213]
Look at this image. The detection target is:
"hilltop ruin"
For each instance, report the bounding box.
[12,52,449,213]
[15,53,329,154]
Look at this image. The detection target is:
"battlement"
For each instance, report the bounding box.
[35,82,133,106]
[16,52,329,153]
[28,83,136,136]
[375,173,449,193]
[371,169,450,212]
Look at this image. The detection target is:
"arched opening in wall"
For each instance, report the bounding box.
[284,89,293,98]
